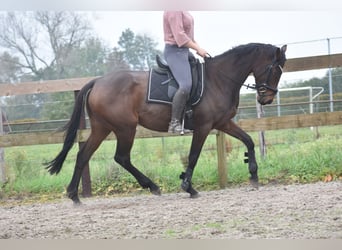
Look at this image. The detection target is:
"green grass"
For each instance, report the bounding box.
[1,125,342,202]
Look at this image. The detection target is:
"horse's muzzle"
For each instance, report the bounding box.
[257,95,274,105]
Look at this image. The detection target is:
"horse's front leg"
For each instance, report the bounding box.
[180,168,198,198]
[181,128,211,198]
[221,120,259,188]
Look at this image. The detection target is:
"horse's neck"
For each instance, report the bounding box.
[210,55,253,88]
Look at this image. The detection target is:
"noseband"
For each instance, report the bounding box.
[245,61,283,96]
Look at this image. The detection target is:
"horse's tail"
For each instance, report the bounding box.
[45,79,96,175]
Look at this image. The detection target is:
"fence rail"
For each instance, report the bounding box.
[1,112,342,148]
[238,99,342,111]
[1,53,342,97]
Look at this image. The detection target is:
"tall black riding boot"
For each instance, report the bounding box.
[168,90,188,133]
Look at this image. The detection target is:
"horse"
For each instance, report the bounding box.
[46,43,287,204]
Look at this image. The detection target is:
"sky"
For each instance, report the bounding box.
[90,11,342,58]
[2,1,342,86]
[89,11,342,86]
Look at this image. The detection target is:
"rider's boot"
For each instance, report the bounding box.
[168,90,188,134]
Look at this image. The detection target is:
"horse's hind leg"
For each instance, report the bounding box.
[114,129,161,195]
[67,126,110,204]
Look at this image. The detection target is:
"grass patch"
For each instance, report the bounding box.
[1,125,342,202]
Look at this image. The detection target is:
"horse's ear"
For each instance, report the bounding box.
[281,45,287,53]
[276,45,287,60]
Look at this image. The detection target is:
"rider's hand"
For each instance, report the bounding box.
[196,47,209,58]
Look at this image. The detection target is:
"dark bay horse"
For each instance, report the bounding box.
[46,43,287,204]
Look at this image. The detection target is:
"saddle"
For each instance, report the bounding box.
[147,54,204,106]
[147,54,204,130]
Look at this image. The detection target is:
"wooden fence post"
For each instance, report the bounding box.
[256,98,267,158]
[0,107,6,183]
[216,131,227,188]
[74,91,92,197]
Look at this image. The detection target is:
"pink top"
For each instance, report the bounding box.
[163,11,194,47]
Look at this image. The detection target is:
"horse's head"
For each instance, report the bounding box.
[253,45,287,105]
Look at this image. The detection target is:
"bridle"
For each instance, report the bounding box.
[244,60,284,96]
[214,52,285,96]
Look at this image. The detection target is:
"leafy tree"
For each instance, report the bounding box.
[0,11,92,123]
[117,28,161,70]
[0,11,91,80]
[61,37,109,78]
[106,47,130,72]
[0,52,22,83]
[283,67,342,95]
[134,34,161,69]
[0,13,162,123]
[117,29,138,69]
[2,94,44,121]
[40,92,74,121]
[330,67,342,93]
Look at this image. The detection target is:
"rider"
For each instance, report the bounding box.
[163,11,208,133]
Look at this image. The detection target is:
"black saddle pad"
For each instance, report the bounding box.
[147,64,204,106]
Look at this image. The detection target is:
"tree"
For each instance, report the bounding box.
[135,34,161,69]
[0,15,162,122]
[283,67,342,95]
[0,11,94,123]
[105,47,129,72]
[61,37,109,78]
[0,11,91,80]
[330,68,342,93]
[0,52,22,83]
[117,28,161,70]
[117,29,138,69]
[3,93,45,121]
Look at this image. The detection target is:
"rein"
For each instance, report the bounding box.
[206,48,284,97]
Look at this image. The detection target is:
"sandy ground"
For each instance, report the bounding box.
[0,181,341,239]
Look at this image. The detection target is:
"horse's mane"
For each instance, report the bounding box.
[214,43,277,60]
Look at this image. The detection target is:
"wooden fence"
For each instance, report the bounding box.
[1,53,342,194]
[1,53,342,97]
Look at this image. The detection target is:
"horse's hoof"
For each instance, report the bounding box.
[190,192,200,199]
[249,178,259,190]
[68,192,82,205]
[73,202,84,207]
[72,198,84,206]
[150,187,161,196]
